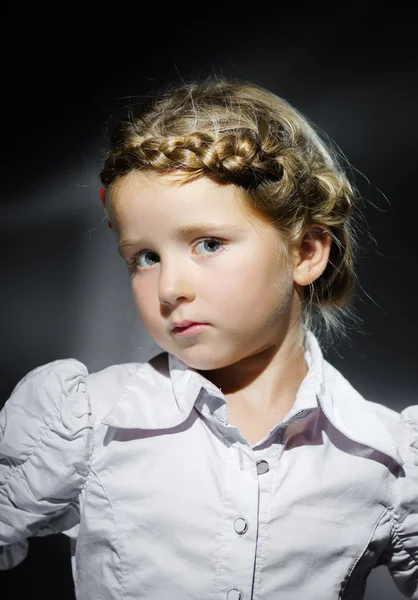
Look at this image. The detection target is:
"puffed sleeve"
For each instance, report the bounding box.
[0,359,93,570]
[385,405,418,599]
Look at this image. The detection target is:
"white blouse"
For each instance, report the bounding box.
[0,329,417,599]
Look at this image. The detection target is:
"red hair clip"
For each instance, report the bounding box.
[100,187,112,229]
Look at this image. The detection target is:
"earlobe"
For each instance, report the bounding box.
[293,227,332,287]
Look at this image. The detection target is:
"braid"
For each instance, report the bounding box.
[102,129,284,189]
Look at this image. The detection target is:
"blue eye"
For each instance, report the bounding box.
[195,239,223,254]
[128,237,225,273]
[136,250,159,269]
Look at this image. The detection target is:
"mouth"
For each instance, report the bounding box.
[172,323,211,336]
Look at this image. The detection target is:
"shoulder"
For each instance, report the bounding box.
[0,357,94,564]
[323,357,403,429]
[323,358,415,434]
[85,352,169,423]
[0,353,168,570]
[3,357,90,426]
[1,358,92,459]
[320,358,417,471]
[381,403,418,592]
[323,356,418,465]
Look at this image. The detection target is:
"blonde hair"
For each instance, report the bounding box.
[100,77,363,350]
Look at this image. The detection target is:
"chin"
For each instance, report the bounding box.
[174,345,238,372]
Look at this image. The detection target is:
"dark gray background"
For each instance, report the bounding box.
[1,8,417,599]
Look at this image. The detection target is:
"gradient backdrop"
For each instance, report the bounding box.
[1,9,417,600]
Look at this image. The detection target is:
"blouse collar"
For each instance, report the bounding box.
[101,329,403,467]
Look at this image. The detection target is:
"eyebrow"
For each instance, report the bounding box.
[118,223,243,256]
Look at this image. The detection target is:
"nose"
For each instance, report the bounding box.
[158,258,196,306]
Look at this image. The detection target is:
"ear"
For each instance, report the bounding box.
[292,226,333,286]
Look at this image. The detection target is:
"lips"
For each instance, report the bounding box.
[173,322,200,331]
[171,320,204,330]
[172,322,211,336]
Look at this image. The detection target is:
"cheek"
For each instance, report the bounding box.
[205,259,289,316]
[131,280,155,322]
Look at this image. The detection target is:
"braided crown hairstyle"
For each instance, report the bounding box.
[100,77,362,350]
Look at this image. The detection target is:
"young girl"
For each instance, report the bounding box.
[1,78,417,600]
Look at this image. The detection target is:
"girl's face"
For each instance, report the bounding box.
[112,170,299,370]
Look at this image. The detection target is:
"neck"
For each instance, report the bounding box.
[197,324,308,413]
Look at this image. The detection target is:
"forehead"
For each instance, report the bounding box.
[111,170,271,230]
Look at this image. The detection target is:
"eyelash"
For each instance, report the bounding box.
[127,237,227,274]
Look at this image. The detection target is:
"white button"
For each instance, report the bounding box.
[256,459,269,474]
[227,588,242,600]
[233,517,248,534]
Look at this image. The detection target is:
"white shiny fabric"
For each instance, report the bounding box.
[1,329,417,599]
